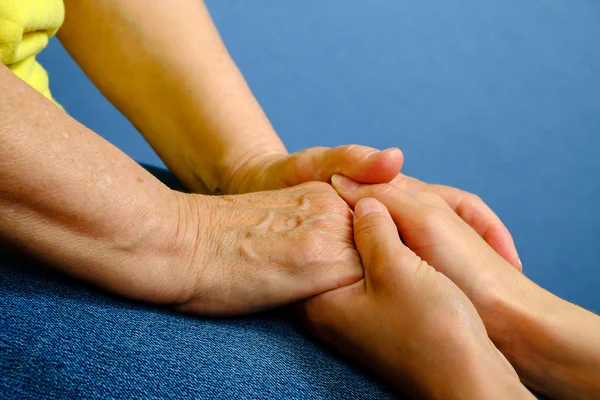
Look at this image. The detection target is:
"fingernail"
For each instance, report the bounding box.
[379,147,398,156]
[518,258,523,270]
[331,174,359,192]
[355,198,383,218]
[366,150,380,159]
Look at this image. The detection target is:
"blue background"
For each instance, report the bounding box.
[39,0,600,312]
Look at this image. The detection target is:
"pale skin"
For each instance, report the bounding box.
[301,176,600,399]
[1,0,519,314]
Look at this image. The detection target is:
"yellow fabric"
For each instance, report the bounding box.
[0,0,64,104]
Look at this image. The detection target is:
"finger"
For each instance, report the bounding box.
[282,145,403,186]
[332,175,425,224]
[424,184,521,270]
[388,174,520,270]
[334,175,522,271]
[390,174,452,209]
[353,198,418,289]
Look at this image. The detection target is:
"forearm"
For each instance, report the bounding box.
[58,0,286,194]
[396,355,532,400]
[0,66,191,303]
[485,278,600,399]
[400,337,533,400]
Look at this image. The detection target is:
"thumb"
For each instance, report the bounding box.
[353,198,418,290]
[280,145,403,186]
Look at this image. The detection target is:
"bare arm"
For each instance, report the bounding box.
[333,178,600,399]
[483,278,600,400]
[301,197,533,399]
[0,65,191,303]
[58,0,286,194]
[0,66,364,315]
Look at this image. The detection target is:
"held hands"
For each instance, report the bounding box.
[170,182,363,315]
[167,143,520,316]
[330,178,600,400]
[225,144,521,269]
[330,175,524,311]
[299,198,532,399]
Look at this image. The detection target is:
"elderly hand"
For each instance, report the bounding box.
[168,182,363,316]
[226,145,520,269]
[224,145,404,193]
[299,197,532,399]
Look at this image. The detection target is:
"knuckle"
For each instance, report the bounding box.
[297,181,333,194]
[309,213,353,241]
[296,230,325,255]
[457,192,489,219]
[372,183,398,199]
[302,146,329,155]
[355,212,385,231]
[354,213,387,240]
[290,147,325,163]
[337,144,358,157]
[468,193,484,204]
[353,221,379,243]
[338,144,374,159]
[294,231,332,266]
[408,259,437,287]
[417,191,446,207]
[421,207,452,230]
[312,190,348,212]
[295,223,354,267]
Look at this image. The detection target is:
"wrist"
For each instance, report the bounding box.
[159,191,247,314]
[417,340,530,400]
[459,345,533,400]
[153,191,214,306]
[481,274,600,398]
[93,187,202,305]
[220,150,287,194]
[168,137,287,195]
[84,187,210,307]
[476,273,538,350]
[476,272,561,388]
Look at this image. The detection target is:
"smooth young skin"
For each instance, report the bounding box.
[300,198,534,400]
[332,175,600,400]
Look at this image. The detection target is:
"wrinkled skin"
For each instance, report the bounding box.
[170,144,519,316]
[173,182,363,315]
[227,144,521,270]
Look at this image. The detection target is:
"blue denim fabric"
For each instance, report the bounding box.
[0,248,398,399]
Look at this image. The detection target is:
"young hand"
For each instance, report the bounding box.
[299,198,532,399]
[331,175,522,308]
[225,146,520,269]
[332,177,600,399]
